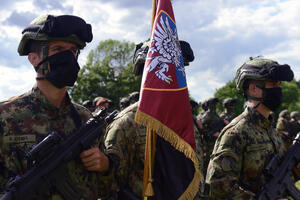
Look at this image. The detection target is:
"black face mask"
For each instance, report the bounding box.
[36,50,80,88]
[262,87,282,111]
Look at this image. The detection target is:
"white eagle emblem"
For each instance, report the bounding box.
[148,14,183,84]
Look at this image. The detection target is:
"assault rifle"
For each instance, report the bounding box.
[258,133,300,200]
[1,108,118,200]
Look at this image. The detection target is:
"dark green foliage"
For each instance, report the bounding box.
[70,39,141,108]
[214,80,244,116]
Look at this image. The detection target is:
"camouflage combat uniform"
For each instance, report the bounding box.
[206,107,285,199]
[104,102,146,198]
[0,86,102,199]
[276,116,292,149]
[104,102,205,198]
[193,117,205,197]
[198,110,223,178]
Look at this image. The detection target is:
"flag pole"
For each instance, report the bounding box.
[143,0,157,197]
[150,0,157,37]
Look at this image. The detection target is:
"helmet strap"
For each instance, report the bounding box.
[34,42,49,76]
[245,81,265,102]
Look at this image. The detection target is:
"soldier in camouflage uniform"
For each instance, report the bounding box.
[103,40,205,198]
[128,91,140,105]
[197,97,224,179]
[0,14,110,199]
[289,111,300,139]
[206,57,295,199]
[82,99,94,112]
[219,98,238,124]
[119,97,130,111]
[276,109,292,149]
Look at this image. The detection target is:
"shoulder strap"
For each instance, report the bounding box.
[70,104,82,129]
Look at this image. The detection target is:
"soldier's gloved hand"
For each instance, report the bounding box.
[80,147,109,173]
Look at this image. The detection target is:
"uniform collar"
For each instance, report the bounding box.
[30,85,72,115]
[247,106,272,129]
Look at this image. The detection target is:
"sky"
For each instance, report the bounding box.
[0,0,299,103]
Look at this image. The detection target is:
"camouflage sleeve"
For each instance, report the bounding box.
[193,123,205,196]
[0,119,10,195]
[205,129,256,199]
[74,103,118,199]
[101,112,133,197]
[104,108,145,198]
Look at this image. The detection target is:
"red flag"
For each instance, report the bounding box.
[135,0,201,199]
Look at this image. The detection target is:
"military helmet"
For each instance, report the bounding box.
[190,99,198,109]
[128,91,140,103]
[201,97,219,110]
[119,97,130,110]
[279,109,290,118]
[223,98,237,107]
[235,57,294,90]
[18,14,93,55]
[291,111,300,119]
[120,97,129,105]
[82,100,93,107]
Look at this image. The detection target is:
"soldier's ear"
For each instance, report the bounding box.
[28,52,41,67]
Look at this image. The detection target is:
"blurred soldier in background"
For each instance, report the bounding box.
[94,97,114,114]
[289,111,300,140]
[219,98,238,124]
[82,99,94,112]
[128,91,140,105]
[276,109,292,148]
[197,97,224,178]
[119,97,130,111]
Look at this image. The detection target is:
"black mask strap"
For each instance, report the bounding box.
[35,56,50,74]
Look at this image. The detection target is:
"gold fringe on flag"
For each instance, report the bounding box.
[135,110,202,200]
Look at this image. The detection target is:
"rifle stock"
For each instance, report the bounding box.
[0,109,118,200]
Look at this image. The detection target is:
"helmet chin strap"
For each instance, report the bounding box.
[34,42,49,76]
[246,82,266,108]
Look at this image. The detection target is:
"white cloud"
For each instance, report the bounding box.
[1,0,300,103]
[187,68,225,102]
[0,64,35,101]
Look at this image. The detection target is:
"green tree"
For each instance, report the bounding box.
[280,80,300,112]
[70,39,141,108]
[214,80,244,116]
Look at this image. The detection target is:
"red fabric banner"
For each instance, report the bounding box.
[135,0,200,199]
